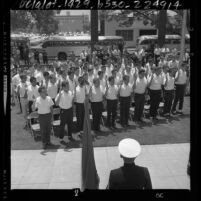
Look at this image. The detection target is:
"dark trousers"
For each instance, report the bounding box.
[59,108,73,139]
[43,58,48,64]
[149,89,161,117]
[172,84,186,111]
[28,101,33,114]
[38,113,52,145]
[134,93,145,121]
[120,96,130,125]
[52,98,59,108]
[163,90,174,114]
[154,55,160,65]
[161,85,165,102]
[107,99,118,127]
[18,94,22,112]
[75,103,85,132]
[91,102,103,130]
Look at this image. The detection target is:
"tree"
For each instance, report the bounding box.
[10,10,34,32]
[99,10,190,47]
[29,10,58,34]
[10,10,59,34]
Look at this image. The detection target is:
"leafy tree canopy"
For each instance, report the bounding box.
[11,10,60,34]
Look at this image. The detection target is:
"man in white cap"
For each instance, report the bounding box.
[107,138,152,189]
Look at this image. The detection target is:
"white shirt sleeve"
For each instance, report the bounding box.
[48,97,54,107]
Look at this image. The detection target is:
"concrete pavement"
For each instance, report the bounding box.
[11,143,190,190]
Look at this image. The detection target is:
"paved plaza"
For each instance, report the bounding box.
[11,143,190,190]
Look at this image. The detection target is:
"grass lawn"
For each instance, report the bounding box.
[11,97,190,150]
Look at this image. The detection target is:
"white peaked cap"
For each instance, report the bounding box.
[118,138,141,158]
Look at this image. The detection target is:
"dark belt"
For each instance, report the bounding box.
[60,107,72,111]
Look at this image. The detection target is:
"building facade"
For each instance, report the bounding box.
[54,14,89,33]
[104,18,157,47]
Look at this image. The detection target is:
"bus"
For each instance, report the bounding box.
[136,34,190,50]
[41,35,124,60]
[11,33,30,56]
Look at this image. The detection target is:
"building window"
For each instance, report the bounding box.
[139,29,157,36]
[116,30,133,41]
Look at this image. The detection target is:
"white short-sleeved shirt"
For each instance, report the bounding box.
[12,74,21,89]
[164,74,175,90]
[175,69,187,85]
[134,77,148,94]
[67,77,76,93]
[90,86,104,102]
[75,85,85,103]
[148,74,164,90]
[88,75,94,86]
[100,79,106,91]
[55,90,74,109]
[106,85,119,100]
[27,85,39,101]
[145,63,156,75]
[47,83,58,99]
[93,68,100,78]
[34,71,44,83]
[119,83,132,97]
[18,82,29,98]
[35,96,54,114]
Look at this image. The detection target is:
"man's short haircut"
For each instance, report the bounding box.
[43,71,49,77]
[49,74,55,80]
[139,69,145,74]
[108,76,114,82]
[30,76,36,83]
[93,77,99,84]
[74,67,79,71]
[123,75,129,81]
[88,67,93,72]
[78,76,84,84]
[98,70,103,76]
[111,69,117,74]
[38,86,46,93]
[68,69,74,76]
[61,81,69,88]
[20,74,26,80]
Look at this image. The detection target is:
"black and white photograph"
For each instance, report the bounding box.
[8,8,191,192]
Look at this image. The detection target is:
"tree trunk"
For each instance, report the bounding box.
[158,10,167,48]
[91,10,99,54]
[100,20,105,36]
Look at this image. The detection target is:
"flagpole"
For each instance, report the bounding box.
[179,10,187,67]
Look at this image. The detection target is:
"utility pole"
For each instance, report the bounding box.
[90,10,98,63]
[179,10,187,66]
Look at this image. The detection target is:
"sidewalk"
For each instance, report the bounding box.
[11,143,190,189]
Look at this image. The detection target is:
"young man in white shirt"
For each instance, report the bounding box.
[47,74,58,106]
[119,75,133,127]
[74,77,86,136]
[147,67,164,120]
[32,86,54,149]
[172,63,188,114]
[89,78,104,132]
[67,69,76,93]
[105,76,119,129]
[133,69,148,123]
[17,74,29,128]
[55,81,74,142]
[27,77,39,114]
[87,67,94,86]
[12,68,23,113]
[163,68,175,116]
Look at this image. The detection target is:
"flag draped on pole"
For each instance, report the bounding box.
[81,97,99,191]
